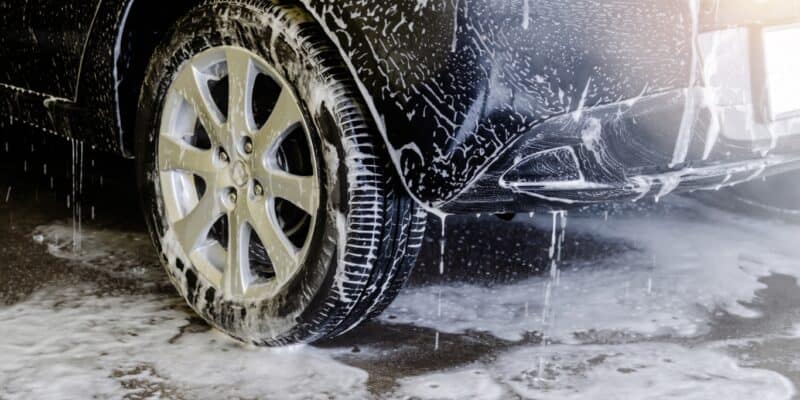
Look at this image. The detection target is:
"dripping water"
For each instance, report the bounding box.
[648,255,656,296]
[536,210,568,383]
[431,211,449,351]
[71,140,84,252]
[439,215,448,275]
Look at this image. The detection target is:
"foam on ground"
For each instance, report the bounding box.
[0,287,369,399]
[384,200,800,342]
[394,342,794,400]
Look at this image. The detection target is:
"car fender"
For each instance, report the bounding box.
[96,0,692,207]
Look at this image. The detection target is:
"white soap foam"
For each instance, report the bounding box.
[384,200,800,342]
[496,342,794,400]
[392,343,794,400]
[18,199,800,399]
[393,368,506,400]
[32,222,158,282]
[0,287,369,400]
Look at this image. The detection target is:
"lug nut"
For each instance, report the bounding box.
[254,182,264,197]
[228,190,238,204]
[243,138,254,155]
[219,149,230,163]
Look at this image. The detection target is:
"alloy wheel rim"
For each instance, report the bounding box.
[158,46,320,302]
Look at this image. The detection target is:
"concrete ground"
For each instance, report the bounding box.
[2,128,800,399]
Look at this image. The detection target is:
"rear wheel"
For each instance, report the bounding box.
[135,0,425,345]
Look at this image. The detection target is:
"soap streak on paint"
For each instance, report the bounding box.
[670,0,701,168]
[522,0,530,30]
[700,1,723,161]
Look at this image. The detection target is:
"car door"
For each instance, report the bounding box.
[0,1,101,100]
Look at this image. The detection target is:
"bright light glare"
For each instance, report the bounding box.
[763,24,800,120]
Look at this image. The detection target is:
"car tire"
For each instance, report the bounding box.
[135,0,426,345]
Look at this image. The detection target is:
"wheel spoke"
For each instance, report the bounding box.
[158,135,215,176]
[189,241,224,287]
[173,64,224,143]
[172,191,223,255]
[265,170,319,215]
[225,49,255,134]
[253,89,303,156]
[246,198,298,283]
[223,210,249,297]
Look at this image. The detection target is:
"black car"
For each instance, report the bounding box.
[2,0,799,345]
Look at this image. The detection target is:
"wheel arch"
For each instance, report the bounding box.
[108,0,393,160]
[111,0,200,157]
[101,0,418,204]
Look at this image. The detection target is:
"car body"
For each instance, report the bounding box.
[2,0,800,212]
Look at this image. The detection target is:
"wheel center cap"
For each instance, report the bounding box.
[231,161,250,187]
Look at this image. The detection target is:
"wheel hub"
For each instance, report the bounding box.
[231,160,250,188]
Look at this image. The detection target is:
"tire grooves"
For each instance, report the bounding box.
[236,0,387,343]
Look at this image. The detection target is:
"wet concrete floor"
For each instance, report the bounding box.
[3,129,800,399]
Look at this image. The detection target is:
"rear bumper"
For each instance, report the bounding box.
[441,87,800,213]
[441,15,800,213]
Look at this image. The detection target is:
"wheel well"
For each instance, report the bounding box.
[116,0,199,156]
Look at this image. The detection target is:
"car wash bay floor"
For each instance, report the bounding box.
[2,131,800,399]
